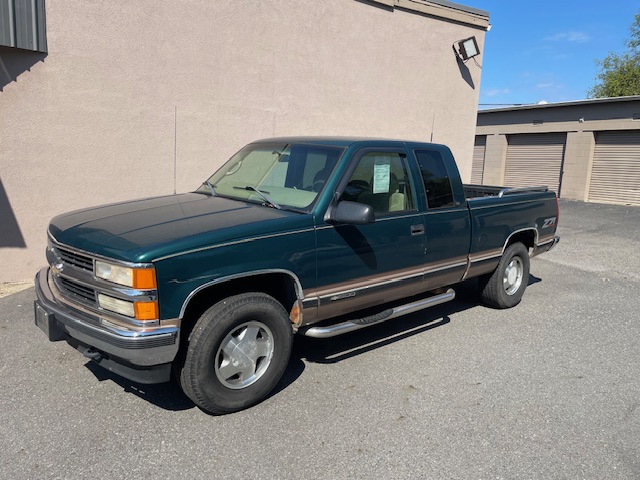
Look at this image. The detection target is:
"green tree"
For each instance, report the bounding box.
[589,12,640,98]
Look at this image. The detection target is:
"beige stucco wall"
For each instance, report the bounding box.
[0,0,486,283]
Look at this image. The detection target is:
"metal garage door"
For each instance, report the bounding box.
[505,133,566,195]
[589,130,640,206]
[471,136,486,184]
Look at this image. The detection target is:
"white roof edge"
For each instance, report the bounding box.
[425,0,489,18]
[478,95,640,114]
[370,0,490,28]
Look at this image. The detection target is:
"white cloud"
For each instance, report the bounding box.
[484,88,511,97]
[544,31,590,43]
[535,82,565,91]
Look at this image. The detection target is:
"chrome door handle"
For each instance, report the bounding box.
[411,224,425,236]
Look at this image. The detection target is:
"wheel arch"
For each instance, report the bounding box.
[502,227,537,255]
[178,270,303,342]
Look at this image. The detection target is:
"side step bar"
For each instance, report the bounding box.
[301,289,455,339]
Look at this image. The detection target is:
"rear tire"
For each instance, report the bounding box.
[479,242,530,309]
[180,292,293,415]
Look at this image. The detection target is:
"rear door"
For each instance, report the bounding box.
[312,147,426,321]
[412,148,470,290]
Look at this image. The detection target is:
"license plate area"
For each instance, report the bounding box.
[34,301,67,341]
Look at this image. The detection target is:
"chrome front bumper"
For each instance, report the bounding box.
[34,268,179,383]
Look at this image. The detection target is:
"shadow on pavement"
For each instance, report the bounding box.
[295,274,541,364]
[83,350,307,413]
[81,275,542,412]
[528,274,542,286]
[294,279,479,364]
[84,362,195,411]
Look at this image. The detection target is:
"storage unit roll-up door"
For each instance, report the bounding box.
[505,133,566,195]
[471,136,486,184]
[589,130,640,206]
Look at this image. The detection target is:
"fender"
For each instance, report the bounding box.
[502,227,539,255]
[177,268,305,320]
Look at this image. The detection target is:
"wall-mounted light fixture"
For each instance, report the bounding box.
[455,36,480,61]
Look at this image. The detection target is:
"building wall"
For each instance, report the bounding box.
[0,0,487,283]
[481,134,508,185]
[561,131,595,200]
[476,97,640,201]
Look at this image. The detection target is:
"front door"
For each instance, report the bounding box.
[312,148,426,321]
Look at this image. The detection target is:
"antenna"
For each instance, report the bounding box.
[173,106,177,195]
[430,113,436,142]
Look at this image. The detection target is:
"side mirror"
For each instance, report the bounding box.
[326,201,375,225]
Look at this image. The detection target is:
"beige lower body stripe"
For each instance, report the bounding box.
[305,256,468,303]
[306,264,425,302]
[469,248,503,264]
[537,234,556,245]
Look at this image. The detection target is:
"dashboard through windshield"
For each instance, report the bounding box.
[196,142,345,212]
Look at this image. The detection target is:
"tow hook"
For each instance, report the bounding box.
[80,346,103,361]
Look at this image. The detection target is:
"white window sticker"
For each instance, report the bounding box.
[373,158,391,194]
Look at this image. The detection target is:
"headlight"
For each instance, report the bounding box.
[95,261,157,289]
[98,294,135,317]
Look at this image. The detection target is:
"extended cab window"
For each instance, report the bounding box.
[340,152,414,215]
[414,150,455,209]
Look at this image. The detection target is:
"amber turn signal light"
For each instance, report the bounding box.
[134,301,159,321]
[132,269,157,289]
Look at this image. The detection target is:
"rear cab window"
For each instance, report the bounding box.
[413,149,455,209]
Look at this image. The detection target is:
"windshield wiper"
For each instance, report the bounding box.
[233,185,281,209]
[202,181,217,197]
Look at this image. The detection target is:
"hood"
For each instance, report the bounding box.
[49,193,306,263]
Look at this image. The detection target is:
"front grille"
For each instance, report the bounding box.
[58,277,97,306]
[57,246,94,272]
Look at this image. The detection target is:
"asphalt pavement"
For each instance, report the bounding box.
[0,199,638,479]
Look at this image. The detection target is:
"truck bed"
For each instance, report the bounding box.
[463,184,550,200]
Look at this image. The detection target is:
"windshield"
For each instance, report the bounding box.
[196,142,344,212]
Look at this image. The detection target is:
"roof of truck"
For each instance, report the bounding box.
[250,136,439,148]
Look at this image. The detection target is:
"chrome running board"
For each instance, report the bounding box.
[300,289,455,339]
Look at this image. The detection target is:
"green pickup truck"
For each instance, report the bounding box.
[35,137,559,414]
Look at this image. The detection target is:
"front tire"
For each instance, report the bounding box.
[479,242,530,309]
[180,293,293,415]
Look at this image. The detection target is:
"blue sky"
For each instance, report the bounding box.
[461,1,640,107]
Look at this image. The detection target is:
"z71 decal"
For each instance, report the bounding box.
[542,217,557,229]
